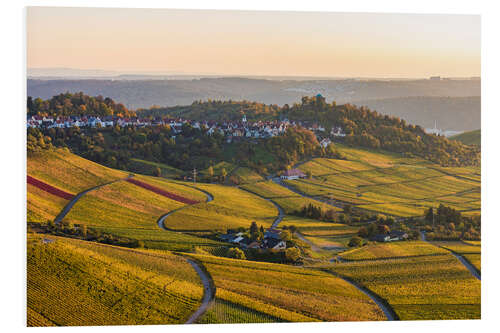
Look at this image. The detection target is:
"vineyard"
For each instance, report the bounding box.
[27,176,74,200]
[162,183,277,231]
[340,241,449,261]
[189,254,385,323]
[27,183,69,223]
[284,144,480,217]
[327,254,481,320]
[64,179,222,251]
[126,177,200,204]
[431,241,481,272]
[27,148,127,193]
[241,180,338,214]
[27,234,204,326]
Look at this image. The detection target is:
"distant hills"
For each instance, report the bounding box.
[450,129,481,146]
[354,96,480,132]
[27,77,480,131]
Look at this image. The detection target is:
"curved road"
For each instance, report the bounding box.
[157,184,214,231]
[238,187,284,229]
[420,231,481,281]
[54,175,133,224]
[333,274,398,321]
[184,258,216,324]
[153,183,217,323]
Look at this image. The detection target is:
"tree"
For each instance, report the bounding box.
[357,226,368,238]
[285,247,301,263]
[343,204,352,215]
[425,207,435,224]
[348,236,363,247]
[250,221,258,235]
[227,247,246,260]
[377,224,390,234]
[154,167,161,177]
[81,224,88,238]
[221,167,227,181]
[280,230,292,242]
[207,166,214,179]
[306,170,312,179]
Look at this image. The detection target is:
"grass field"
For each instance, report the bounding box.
[340,241,449,260]
[229,167,264,184]
[164,183,277,231]
[27,234,203,326]
[285,144,480,217]
[327,254,481,320]
[450,129,481,146]
[200,161,237,178]
[27,149,127,193]
[189,254,385,323]
[128,158,184,178]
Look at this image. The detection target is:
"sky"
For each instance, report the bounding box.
[27,7,481,78]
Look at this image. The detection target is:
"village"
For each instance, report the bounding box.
[26,113,346,144]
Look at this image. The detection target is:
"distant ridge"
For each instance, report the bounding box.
[450,129,481,146]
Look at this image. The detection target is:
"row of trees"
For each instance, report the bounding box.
[28,92,135,117]
[281,95,480,167]
[424,205,480,240]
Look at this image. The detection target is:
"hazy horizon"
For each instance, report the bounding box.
[27,7,480,78]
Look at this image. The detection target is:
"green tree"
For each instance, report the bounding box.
[250,221,258,235]
[221,167,227,181]
[207,166,214,179]
[154,167,161,177]
[357,226,368,238]
[348,236,363,247]
[227,247,246,260]
[280,230,292,242]
[285,247,301,263]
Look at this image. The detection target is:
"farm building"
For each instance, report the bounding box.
[370,231,409,242]
[281,169,306,180]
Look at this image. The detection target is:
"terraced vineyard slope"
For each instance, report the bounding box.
[27,234,204,326]
[64,175,221,251]
[326,241,481,320]
[285,144,480,217]
[188,254,386,323]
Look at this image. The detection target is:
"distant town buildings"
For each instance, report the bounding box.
[27,113,347,143]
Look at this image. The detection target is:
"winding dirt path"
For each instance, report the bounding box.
[157,184,214,231]
[329,273,398,321]
[153,184,216,323]
[54,175,133,224]
[184,258,216,324]
[238,187,284,229]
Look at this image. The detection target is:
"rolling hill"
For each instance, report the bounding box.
[450,129,481,146]
[27,234,204,326]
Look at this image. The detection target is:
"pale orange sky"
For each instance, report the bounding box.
[27,7,481,78]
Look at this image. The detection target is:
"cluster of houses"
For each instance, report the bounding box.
[218,228,287,251]
[27,113,346,144]
[369,231,409,242]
